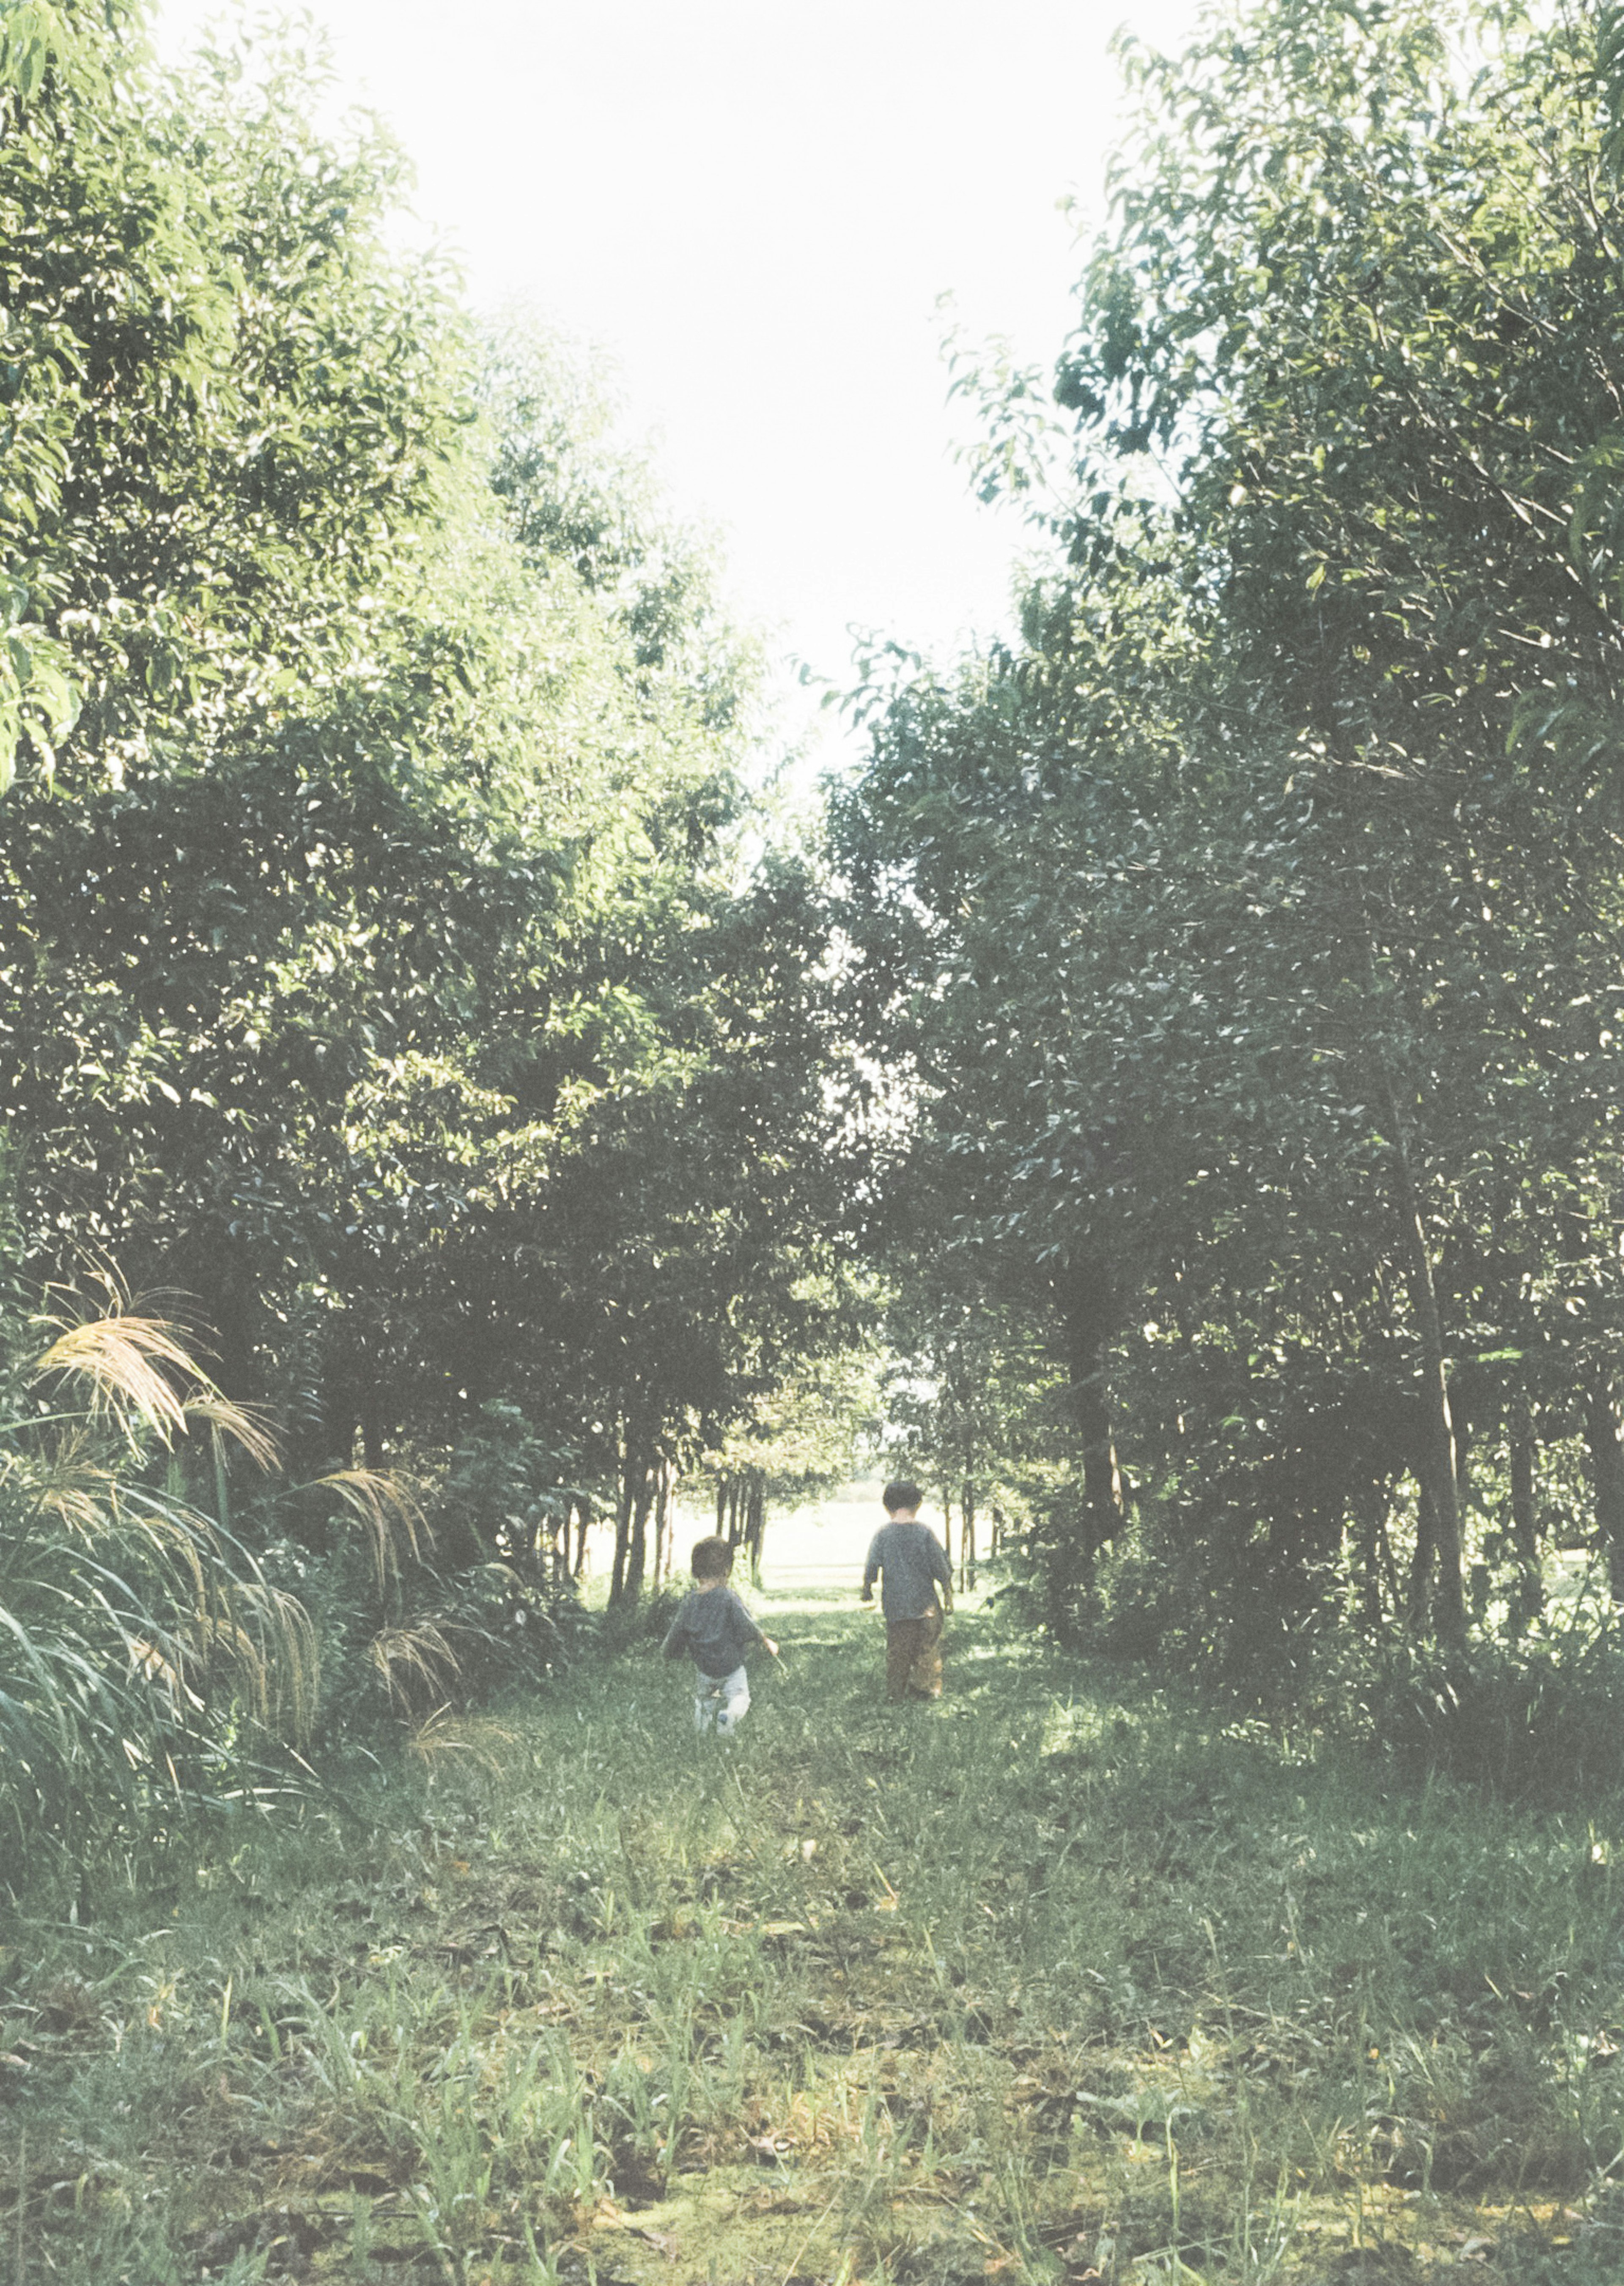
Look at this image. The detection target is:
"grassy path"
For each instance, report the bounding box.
[5,1595,1624,2283]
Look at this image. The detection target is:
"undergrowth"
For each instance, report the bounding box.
[3,1600,1623,2285]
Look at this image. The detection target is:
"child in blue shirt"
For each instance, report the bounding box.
[662,1535,778,1734]
[861,1480,952,1701]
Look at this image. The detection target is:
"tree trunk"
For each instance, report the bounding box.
[610,1463,632,1606]
[1582,1366,1624,1602]
[1404,1248,1465,1642]
[961,1478,976,1591]
[1349,1480,1390,1630]
[1407,1477,1437,1634]
[1061,1259,1126,1562]
[659,1462,675,1583]
[624,1479,650,1604]
[1507,1390,1543,1625]
[1379,1077,1465,1644]
[611,1411,646,1607]
[745,1469,765,1583]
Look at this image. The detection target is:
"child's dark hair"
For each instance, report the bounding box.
[690,1535,735,1580]
[882,1480,923,1515]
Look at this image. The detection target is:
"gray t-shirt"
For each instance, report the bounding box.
[661,1584,765,1678]
[863,1519,952,1620]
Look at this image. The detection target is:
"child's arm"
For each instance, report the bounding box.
[931,1536,955,1612]
[661,1612,690,1660]
[860,1532,882,1603]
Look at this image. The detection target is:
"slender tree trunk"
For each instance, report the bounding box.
[624,1464,653,1604]
[1377,1070,1465,1644]
[1061,1259,1126,1561]
[1507,1390,1543,1625]
[745,1469,765,1583]
[941,1497,952,1578]
[1583,1366,1624,1602]
[656,1461,673,1583]
[1407,1477,1437,1634]
[962,1478,976,1592]
[610,1413,634,1606]
[1350,1480,1389,1631]
[1403,1240,1465,1641]
[611,1491,631,1605]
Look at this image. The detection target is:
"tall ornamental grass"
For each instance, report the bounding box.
[0,1299,316,1867]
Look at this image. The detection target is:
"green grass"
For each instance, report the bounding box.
[5,1595,1624,2284]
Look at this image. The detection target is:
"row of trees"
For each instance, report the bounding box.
[839,0,1624,1656]
[0,0,864,1804]
[30,0,1624,1803]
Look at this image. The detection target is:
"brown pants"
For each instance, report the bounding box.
[885,1605,944,1701]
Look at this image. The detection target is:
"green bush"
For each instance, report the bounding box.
[1314,1627,1624,1799]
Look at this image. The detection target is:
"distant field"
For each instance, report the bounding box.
[583,1482,911,1599]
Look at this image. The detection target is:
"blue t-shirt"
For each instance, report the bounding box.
[863,1519,952,1620]
[661,1584,765,1678]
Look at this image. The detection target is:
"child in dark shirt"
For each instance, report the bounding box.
[861,1480,953,1701]
[661,1535,778,1734]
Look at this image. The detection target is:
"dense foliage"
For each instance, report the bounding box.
[839,0,1624,1660]
[0,1,855,1592]
[19,0,1624,1856]
[16,11,1624,2272]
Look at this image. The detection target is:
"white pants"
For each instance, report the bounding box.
[694,1665,750,1735]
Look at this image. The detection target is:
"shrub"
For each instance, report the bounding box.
[0,1296,313,1872]
[1313,1626,1624,1798]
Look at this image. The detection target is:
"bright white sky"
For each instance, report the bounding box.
[154,0,1205,756]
